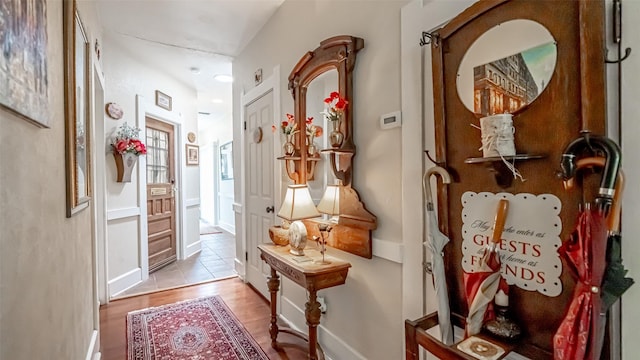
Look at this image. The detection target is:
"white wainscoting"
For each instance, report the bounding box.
[280,297,367,360]
[185,198,200,208]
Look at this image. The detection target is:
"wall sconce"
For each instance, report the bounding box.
[277,184,320,256]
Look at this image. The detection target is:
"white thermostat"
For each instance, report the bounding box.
[380,111,402,129]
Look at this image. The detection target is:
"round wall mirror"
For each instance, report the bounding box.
[456,19,557,116]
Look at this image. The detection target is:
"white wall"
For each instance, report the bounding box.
[0,0,102,358]
[233,1,407,359]
[200,142,217,225]
[619,2,640,358]
[103,33,200,296]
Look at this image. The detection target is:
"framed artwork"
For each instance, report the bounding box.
[220,141,233,180]
[186,144,199,166]
[0,0,50,127]
[155,90,172,111]
[64,0,91,217]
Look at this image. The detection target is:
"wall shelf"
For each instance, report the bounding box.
[464,154,546,188]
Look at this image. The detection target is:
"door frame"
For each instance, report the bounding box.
[238,65,281,280]
[136,94,185,280]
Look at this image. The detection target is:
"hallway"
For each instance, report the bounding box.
[115,224,237,298]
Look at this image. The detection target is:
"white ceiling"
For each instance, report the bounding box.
[95,0,284,133]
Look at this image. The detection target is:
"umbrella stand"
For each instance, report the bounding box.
[422,165,453,345]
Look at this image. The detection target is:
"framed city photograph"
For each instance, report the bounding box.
[186,144,199,166]
[155,90,172,111]
[0,0,50,127]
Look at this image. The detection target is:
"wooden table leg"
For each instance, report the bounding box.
[305,287,322,360]
[267,267,280,349]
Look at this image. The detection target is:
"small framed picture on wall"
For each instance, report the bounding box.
[155,90,172,111]
[186,144,199,166]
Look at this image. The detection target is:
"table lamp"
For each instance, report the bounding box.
[277,184,320,255]
[316,183,340,221]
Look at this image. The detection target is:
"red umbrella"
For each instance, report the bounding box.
[553,206,608,360]
[464,199,509,337]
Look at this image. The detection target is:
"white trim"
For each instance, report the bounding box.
[232,202,242,213]
[400,0,475,325]
[185,239,202,258]
[372,237,403,263]
[90,53,108,311]
[185,198,200,207]
[108,267,142,297]
[280,296,366,360]
[240,65,281,289]
[84,330,99,360]
[106,207,140,221]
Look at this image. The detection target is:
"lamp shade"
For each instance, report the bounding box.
[277,184,320,221]
[317,184,340,215]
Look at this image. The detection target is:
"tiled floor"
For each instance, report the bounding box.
[114,224,237,299]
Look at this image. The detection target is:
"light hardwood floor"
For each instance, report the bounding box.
[100,278,309,359]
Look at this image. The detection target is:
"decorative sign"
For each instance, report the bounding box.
[461,192,563,297]
[105,102,123,120]
[150,188,167,196]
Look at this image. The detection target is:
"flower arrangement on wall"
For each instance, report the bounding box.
[112,122,147,155]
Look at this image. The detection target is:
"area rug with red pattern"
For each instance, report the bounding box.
[127,296,268,360]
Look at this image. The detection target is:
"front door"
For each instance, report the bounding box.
[245,91,275,297]
[146,117,177,272]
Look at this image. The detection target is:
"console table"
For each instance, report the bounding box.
[258,243,351,360]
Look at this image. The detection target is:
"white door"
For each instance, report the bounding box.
[244,91,275,297]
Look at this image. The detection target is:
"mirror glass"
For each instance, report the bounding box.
[305,70,338,202]
[456,19,557,115]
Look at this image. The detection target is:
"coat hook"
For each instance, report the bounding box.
[424,150,444,167]
[605,47,632,64]
[419,32,438,47]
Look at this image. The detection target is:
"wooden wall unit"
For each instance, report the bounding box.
[407,0,608,358]
[285,36,377,259]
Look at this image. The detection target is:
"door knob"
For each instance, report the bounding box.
[266,206,275,213]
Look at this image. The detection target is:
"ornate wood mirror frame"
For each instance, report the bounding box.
[429,0,606,357]
[286,35,377,259]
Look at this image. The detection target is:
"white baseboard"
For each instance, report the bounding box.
[234,257,245,279]
[85,330,100,360]
[185,240,202,258]
[108,268,142,297]
[218,221,235,235]
[280,296,366,360]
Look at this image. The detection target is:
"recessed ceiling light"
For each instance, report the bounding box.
[190,67,201,74]
[212,98,223,104]
[214,74,233,83]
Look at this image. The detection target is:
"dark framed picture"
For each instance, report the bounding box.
[155,90,172,111]
[220,141,233,180]
[64,0,91,217]
[0,0,50,127]
[186,144,199,166]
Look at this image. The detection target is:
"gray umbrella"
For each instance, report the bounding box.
[423,166,453,345]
